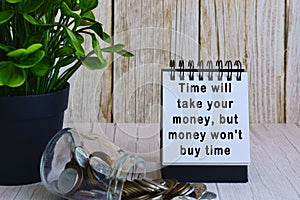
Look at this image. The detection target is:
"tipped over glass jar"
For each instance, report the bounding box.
[40,128,146,200]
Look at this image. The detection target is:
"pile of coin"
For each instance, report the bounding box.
[122,178,214,200]
[50,145,216,200]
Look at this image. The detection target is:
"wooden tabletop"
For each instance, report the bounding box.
[0,123,299,200]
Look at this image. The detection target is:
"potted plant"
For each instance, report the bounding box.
[0,0,132,185]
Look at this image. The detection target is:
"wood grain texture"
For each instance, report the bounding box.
[113,0,199,123]
[245,0,285,123]
[1,123,300,200]
[200,0,285,123]
[286,0,300,123]
[61,0,300,123]
[64,0,113,123]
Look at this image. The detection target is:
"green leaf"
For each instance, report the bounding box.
[6,43,43,58]
[0,44,13,52]
[0,62,26,87]
[26,43,43,54]
[31,57,51,76]
[55,46,74,57]
[16,0,44,13]
[82,57,107,70]
[64,0,80,11]
[81,11,95,20]
[80,0,98,14]
[82,34,108,70]
[23,13,53,26]
[64,26,84,58]
[0,10,15,25]
[90,22,104,40]
[61,2,80,19]
[79,11,95,26]
[91,34,106,64]
[55,56,76,68]
[102,32,112,43]
[116,49,134,57]
[6,0,21,3]
[7,48,27,58]
[15,50,45,68]
[23,14,39,25]
[75,33,84,44]
[101,44,125,53]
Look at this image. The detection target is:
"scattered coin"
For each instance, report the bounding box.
[165,178,179,190]
[165,182,193,199]
[190,183,207,199]
[171,196,197,200]
[53,146,215,200]
[142,178,169,191]
[200,191,217,200]
[74,190,98,197]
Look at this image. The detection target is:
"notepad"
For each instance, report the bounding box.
[160,60,250,182]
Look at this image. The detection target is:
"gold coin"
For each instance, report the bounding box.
[122,180,152,199]
[134,179,157,193]
[128,193,152,200]
[165,182,195,199]
[74,190,98,197]
[165,179,179,190]
[164,182,187,198]
[182,184,195,196]
[122,181,141,198]
[153,178,167,186]
[132,180,155,193]
[191,183,207,199]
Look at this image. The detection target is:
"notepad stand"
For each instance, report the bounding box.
[160,60,250,183]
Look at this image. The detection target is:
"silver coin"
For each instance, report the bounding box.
[142,178,169,191]
[89,156,111,182]
[200,191,217,200]
[74,146,89,168]
[57,168,80,195]
[171,196,197,200]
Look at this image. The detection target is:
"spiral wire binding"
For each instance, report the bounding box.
[169,59,244,81]
[188,60,194,80]
[179,60,184,80]
[207,60,214,81]
[198,60,204,81]
[216,60,223,81]
[225,60,233,81]
[169,60,175,80]
[235,60,242,81]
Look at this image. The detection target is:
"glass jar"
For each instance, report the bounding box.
[40,128,146,200]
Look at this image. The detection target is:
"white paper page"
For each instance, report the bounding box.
[161,69,250,165]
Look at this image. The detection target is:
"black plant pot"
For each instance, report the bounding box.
[0,84,69,185]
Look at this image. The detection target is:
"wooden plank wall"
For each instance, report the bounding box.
[65,0,300,124]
